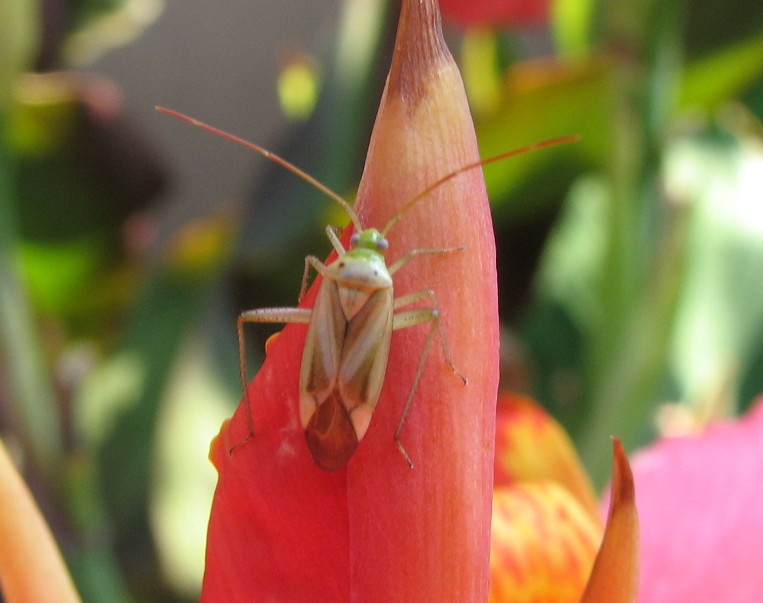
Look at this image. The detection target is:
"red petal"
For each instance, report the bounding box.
[346,0,499,599]
[440,0,549,27]
[633,399,763,602]
[201,326,350,602]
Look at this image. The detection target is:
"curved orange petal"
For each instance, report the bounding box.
[580,438,639,603]
[0,440,80,603]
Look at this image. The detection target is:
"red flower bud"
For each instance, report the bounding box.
[201,1,498,600]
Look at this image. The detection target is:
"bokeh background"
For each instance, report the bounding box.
[1,0,762,600]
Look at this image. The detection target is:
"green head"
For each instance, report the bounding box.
[350,228,389,254]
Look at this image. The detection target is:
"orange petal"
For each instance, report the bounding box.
[0,440,80,602]
[490,482,601,602]
[580,438,639,603]
[495,393,600,521]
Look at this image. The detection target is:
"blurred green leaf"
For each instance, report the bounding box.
[20,237,111,315]
[552,0,598,55]
[474,57,613,222]
[681,31,763,110]
[7,73,165,339]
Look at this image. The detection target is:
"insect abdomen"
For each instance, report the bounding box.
[304,390,358,471]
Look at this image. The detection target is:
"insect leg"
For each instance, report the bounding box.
[391,290,466,467]
[297,225,348,302]
[393,290,465,382]
[236,307,312,450]
[388,246,465,276]
[324,224,347,255]
[298,254,335,303]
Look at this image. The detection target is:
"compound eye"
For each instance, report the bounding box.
[377,237,389,251]
[350,233,360,246]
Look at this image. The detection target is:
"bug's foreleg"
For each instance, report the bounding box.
[298,254,335,303]
[388,246,465,275]
[324,224,347,255]
[236,307,312,449]
[298,225,347,302]
[391,291,467,467]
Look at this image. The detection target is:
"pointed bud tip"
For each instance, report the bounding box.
[388,0,452,106]
[580,437,640,603]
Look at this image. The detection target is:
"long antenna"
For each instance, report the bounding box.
[155,106,364,232]
[381,135,580,236]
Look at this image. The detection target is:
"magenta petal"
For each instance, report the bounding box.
[633,399,763,602]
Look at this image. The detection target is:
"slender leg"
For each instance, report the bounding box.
[299,224,348,303]
[390,289,467,467]
[299,254,335,303]
[324,224,347,255]
[393,290,464,381]
[236,307,312,450]
[388,246,465,276]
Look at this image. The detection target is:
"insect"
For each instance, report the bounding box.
[157,105,576,470]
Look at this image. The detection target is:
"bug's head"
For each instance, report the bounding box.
[350,228,389,254]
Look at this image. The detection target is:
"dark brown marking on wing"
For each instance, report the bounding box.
[304,390,358,471]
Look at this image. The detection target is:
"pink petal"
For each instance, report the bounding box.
[634,399,763,602]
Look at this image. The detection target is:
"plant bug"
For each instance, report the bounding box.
[157,105,576,470]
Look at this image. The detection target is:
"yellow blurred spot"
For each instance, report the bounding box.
[461,29,502,116]
[9,74,80,155]
[167,213,236,276]
[278,54,320,121]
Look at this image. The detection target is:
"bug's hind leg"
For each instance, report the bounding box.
[391,290,467,467]
[233,307,312,453]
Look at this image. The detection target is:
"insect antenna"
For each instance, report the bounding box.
[381,134,580,236]
[155,106,365,232]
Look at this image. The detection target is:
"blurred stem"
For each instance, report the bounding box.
[0,114,64,480]
[65,458,134,603]
[580,0,688,482]
[0,0,61,479]
[1,116,132,603]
